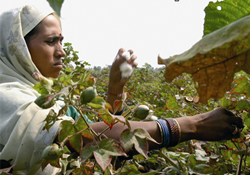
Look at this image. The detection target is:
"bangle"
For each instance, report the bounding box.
[165,118,180,147]
[156,119,170,147]
[108,90,125,98]
[155,121,163,146]
[113,107,124,115]
[173,119,181,143]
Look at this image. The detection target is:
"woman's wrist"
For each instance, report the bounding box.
[175,116,197,142]
[108,83,124,95]
[107,90,125,98]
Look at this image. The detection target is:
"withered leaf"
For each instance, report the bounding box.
[158,15,250,103]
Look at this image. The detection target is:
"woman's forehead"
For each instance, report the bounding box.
[39,15,62,35]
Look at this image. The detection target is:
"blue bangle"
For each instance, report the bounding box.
[114,107,124,115]
[156,119,170,147]
[109,107,124,115]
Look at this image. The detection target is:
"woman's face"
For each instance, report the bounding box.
[26,15,66,78]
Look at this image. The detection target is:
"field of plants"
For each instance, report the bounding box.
[29,41,249,174]
[1,0,250,174]
[91,62,250,175]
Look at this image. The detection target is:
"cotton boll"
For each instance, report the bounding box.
[120,62,133,78]
[122,51,131,61]
[116,50,134,78]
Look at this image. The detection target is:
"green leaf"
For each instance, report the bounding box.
[42,109,59,132]
[231,76,250,97]
[94,139,127,172]
[87,97,106,109]
[81,139,126,172]
[65,67,73,73]
[160,150,180,171]
[204,0,250,36]
[244,118,250,128]
[33,82,49,94]
[46,0,64,16]
[220,97,232,108]
[98,109,116,129]
[58,117,91,153]
[166,96,179,110]
[120,128,159,159]
[235,100,250,111]
[195,164,213,174]
[80,144,98,163]
[41,144,70,170]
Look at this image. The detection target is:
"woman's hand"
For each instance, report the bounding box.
[176,108,244,142]
[107,48,137,110]
[108,48,137,91]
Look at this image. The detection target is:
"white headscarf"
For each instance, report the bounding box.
[0,5,69,174]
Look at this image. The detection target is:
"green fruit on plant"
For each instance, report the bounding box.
[149,115,158,121]
[134,105,150,120]
[80,86,97,104]
[35,94,55,109]
[42,143,60,160]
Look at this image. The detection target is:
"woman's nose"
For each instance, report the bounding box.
[55,44,66,58]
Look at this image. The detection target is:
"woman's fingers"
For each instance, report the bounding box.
[115,48,138,68]
[229,116,244,128]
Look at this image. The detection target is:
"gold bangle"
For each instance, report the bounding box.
[173,119,181,143]
[156,121,163,146]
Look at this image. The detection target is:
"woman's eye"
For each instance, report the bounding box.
[46,40,54,44]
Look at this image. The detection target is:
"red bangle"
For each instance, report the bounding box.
[165,118,180,147]
[108,90,124,98]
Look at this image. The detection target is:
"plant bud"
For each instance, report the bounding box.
[42,143,60,160]
[80,86,97,105]
[41,76,54,87]
[35,94,55,109]
[134,105,150,120]
[149,115,158,121]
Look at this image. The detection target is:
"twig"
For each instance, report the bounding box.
[60,128,89,147]
[236,154,244,175]
[74,105,100,141]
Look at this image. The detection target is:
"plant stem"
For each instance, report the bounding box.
[60,128,89,147]
[74,105,100,141]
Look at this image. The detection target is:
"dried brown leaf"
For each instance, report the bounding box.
[158,15,250,103]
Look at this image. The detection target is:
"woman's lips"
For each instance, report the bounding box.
[54,62,63,69]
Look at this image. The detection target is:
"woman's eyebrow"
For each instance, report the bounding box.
[46,35,64,40]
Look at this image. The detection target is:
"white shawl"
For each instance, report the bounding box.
[0,5,69,174]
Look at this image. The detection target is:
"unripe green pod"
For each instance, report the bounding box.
[42,143,60,160]
[41,76,54,87]
[149,115,158,121]
[35,94,55,109]
[134,105,150,120]
[80,86,97,105]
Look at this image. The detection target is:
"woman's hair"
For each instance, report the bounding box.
[24,13,61,43]
[24,22,41,42]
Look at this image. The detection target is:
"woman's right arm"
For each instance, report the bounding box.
[82,108,244,151]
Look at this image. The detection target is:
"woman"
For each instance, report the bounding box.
[0,5,244,174]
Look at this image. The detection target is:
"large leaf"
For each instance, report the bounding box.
[120,128,159,159]
[231,76,250,98]
[204,0,250,36]
[47,0,64,16]
[80,139,127,172]
[158,15,250,104]
[58,117,92,153]
[41,144,70,170]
